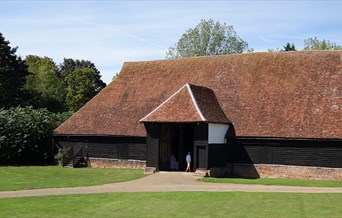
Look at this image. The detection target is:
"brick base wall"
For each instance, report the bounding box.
[231,163,342,180]
[89,158,146,169]
[144,167,157,174]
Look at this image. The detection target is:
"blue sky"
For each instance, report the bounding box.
[1,1,342,84]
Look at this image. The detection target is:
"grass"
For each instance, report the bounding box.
[199,177,342,187]
[0,166,146,191]
[0,192,341,217]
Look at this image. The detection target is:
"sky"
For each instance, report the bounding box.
[1,0,342,84]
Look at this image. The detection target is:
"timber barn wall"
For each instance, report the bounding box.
[144,123,160,168]
[229,137,342,168]
[54,135,146,160]
[208,143,226,168]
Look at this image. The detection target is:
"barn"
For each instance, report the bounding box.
[53,51,342,180]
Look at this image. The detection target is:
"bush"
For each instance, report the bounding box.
[54,148,69,166]
[0,107,72,165]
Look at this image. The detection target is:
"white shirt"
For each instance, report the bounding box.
[186,154,191,163]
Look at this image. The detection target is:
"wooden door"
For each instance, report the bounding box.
[197,146,207,169]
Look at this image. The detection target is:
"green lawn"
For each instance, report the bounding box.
[0,166,146,191]
[199,177,342,187]
[1,192,341,217]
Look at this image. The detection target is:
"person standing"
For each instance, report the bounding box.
[185,152,191,172]
[170,153,177,170]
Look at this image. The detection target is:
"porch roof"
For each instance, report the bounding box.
[140,83,230,124]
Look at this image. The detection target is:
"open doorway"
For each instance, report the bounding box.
[159,123,194,171]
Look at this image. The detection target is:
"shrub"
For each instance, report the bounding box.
[54,148,69,166]
[0,107,72,165]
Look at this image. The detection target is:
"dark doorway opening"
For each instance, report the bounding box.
[159,123,194,171]
[197,146,206,169]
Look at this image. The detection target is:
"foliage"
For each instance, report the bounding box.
[54,148,69,166]
[65,67,99,111]
[283,42,296,51]
[269,37,342,52]
[51,110,74,127]
[199,177,342,187]
[0,33,105,165]
[1,192,341,217]
[25,56,106,112]
[59,58,106,93]
[0,32,30,108]
[268,47,281,52]
[304,37,342,50]
[166,19,252,59]
[268,42,296,52]
[1,33,106,112]
[0,166,146,191]
[58,58,106,111]
[112,73,119,81]
[0,107,72,165]
[25,55,66,112]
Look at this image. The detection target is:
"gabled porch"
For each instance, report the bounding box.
[140,83,233,172]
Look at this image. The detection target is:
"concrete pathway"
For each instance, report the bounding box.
[1,172,342,199]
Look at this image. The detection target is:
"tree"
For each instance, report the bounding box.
[304,37,342,50]
[25,55,66,112]
[65,67,99,111]
[112,73,119,81]
[59,58,106,93]
[166,19,252,59]
[283,42,296,51]
[0,32,30,108]
[268,42,296,52]
[60,59,106,111]
[268,47,282,53]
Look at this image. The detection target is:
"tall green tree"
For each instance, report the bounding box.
[0,32,30,108]
[166,19,253,59]
[304,37,342,50]
[65,67,99,111]
[60,58,106,111]
[25,55,66,112]
[268,42,296,52]
[59,58,106,93]
[283,42,296,51]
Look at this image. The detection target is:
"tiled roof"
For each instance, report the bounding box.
[54,51,342,139]
[140,83,230,123]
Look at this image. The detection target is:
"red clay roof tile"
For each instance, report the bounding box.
[140,83,230,123]
[54,51,342,139]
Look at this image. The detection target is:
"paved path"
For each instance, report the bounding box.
[1,172,342,199]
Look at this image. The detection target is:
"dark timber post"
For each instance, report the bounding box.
[144,123,161,171]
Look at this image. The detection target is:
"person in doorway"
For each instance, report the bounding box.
[170,153,177,170]
[185,152,191,172]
